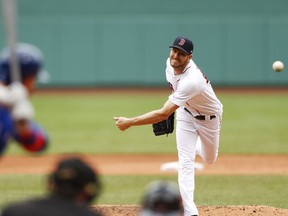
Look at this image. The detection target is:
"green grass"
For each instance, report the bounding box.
[6,91,288,155]
[2,90,288,209]
[0,174,288,209]
[195,175,288,208]
[219,93,288,154]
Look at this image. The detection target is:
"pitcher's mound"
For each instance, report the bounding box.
[93,205,288,216]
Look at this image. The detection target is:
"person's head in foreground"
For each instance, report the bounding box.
[48,156,102,205]
[140,180,183,216]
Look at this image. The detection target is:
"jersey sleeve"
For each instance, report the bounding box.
[169,77,201,107]
[13,121,49,153]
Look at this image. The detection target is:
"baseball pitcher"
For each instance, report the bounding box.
[114,36,223,216]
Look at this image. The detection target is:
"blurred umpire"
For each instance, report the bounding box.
[140,180,184,216]
[0,156,103,216]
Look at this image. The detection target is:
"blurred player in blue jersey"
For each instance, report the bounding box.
[0,43,50,155]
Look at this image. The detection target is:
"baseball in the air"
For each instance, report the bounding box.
[272,60,284,72]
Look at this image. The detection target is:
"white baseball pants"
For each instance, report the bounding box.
[176,108,222,216]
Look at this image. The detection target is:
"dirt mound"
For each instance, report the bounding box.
[93,205,288,216]
[2,154,288,215]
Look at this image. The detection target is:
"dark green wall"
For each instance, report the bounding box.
[1,0,287,87]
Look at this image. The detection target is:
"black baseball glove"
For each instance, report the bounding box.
[152,112,175,136]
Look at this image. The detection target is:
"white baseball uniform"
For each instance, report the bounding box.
[166,58,223,216]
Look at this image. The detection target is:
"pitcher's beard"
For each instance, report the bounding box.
[170,59,186,71]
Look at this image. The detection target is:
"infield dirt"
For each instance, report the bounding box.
[1,154,288,215]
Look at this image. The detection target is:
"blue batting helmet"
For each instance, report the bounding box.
[0,43,49,85]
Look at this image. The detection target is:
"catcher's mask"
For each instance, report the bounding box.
[140,180,183,216]
[49,156,101,203]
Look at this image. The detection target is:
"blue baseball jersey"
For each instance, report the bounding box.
[0,106,49,155]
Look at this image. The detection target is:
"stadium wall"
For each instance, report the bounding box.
[0,0,287,87]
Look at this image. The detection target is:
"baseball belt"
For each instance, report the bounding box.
[184,108,216,121]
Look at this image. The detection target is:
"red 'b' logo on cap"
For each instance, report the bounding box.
[179,39,185,46]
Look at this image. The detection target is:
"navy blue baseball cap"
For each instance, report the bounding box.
[169,36,194,55]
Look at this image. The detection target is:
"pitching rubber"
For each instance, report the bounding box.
[160,161,204,172]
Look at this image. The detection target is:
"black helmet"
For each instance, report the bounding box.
[49,156,101,203]
[140,181,183,216]
[0,43,49,85]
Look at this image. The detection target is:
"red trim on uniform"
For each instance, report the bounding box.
[18,132,47,152]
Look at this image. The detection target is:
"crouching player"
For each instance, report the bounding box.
[0,43,49,155]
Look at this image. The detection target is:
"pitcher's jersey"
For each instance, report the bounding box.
[165,58,223,116]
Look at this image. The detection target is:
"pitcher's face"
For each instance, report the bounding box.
[169,48,191,72]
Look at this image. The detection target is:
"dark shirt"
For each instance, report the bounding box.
[1,195,102,216]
